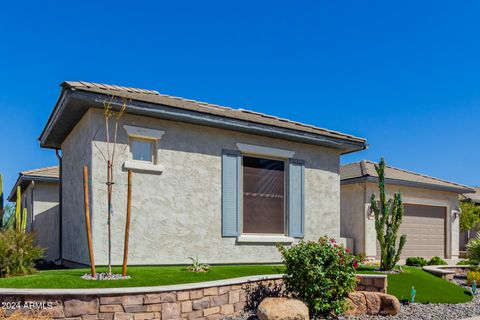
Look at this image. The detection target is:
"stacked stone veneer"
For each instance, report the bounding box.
[0,274,386,320]
[356,275,387,293]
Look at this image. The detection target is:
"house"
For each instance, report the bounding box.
[340,160,474,261]
[38,81,367,267]
[459,187,480,251]
[7,166,60,262]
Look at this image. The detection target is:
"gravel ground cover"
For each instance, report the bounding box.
[357,277,478,320]
[227,277,479,320]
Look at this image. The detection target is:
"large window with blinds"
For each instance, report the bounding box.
[242,156,285,234]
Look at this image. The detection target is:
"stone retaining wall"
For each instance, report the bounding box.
[0,274,387,319]
[356,274,387,293]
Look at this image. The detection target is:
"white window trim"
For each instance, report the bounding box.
[123,161,165,173]
[123,125,165,174]
[236,143,295,159]
[236,235,294,244]
[123,125,165,140]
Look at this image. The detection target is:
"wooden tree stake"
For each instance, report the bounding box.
[83,166,97,278]
[122,169,133,277]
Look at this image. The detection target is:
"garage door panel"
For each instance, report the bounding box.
[376,203,446,259]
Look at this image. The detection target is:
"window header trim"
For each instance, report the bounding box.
[123,125,164,140]
[236,143,295,159]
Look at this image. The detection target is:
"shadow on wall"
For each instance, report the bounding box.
[33,205,60,262]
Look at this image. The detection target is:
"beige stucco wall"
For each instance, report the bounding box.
[340,184,366,254]
[32,182,60,262]
[341,181,461,259]
[73,109,343,265]
[61,110,93,265]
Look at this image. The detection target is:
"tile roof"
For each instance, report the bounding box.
[462,187,480,204]
[341,160,474,193]
[7,166,59,202]
[61,81,366,144]
[21,165,59,179]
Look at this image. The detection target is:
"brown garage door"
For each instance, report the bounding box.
[376,203,446,259]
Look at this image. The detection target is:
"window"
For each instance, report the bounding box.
[131,139,154,162]
[242,156,285,234]
[123,125,165,174]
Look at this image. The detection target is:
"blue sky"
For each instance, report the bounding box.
[1,1,479,198]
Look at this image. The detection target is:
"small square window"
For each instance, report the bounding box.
[131,139,154,162]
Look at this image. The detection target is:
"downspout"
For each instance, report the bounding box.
[31,181,35,232]
[55,149,63,264]
[363,183,368,257]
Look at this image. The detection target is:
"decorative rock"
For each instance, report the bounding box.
[344,291,400,317]
[378,293,400,316]
[363,291,382,315]
[345,292,367,316]
[257,298,309,320]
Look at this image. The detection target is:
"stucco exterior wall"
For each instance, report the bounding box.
[340,184,366,254]
[61,110,93,265]
[32,182,60,262]
[85,109,341,265]
[341,181,461,259]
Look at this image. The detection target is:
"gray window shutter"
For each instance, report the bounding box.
[222,150,241,237]
[288,159,305,237]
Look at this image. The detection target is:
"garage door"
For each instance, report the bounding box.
[376,203,446,259]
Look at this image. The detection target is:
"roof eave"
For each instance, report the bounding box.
[7,175,60,202]
[40,89,367,153]
[341,176,475,194]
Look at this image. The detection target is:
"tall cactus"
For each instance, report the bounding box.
[0,173,3,229]
[15,186,21,231]
[370,158,407,271]
[21,208,27,232]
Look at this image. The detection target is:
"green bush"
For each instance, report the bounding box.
[467,234,480,264]
[467,271,480,285]
[405,257,428,267]
[0,229,43,277]
[277,236,358,317]
[457,259,473,266]
[428,256,448,266]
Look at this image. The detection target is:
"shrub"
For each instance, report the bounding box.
[457,259,471,266]
[0,229,43,277]
[467,271,480,286]
[277,236,358,317]
[467,233,480,264]
[187,256,210,273]
[428,256,448,266]
[405,257,428,267]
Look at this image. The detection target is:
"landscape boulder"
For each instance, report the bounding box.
[345,291,400,316]
[257,297,309,320]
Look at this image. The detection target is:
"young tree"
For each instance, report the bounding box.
[460,200,480,232]
[93,95,128,275]
[370,158,407,271]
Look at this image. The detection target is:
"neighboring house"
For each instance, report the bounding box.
[7,166,60,262]
[340,160,474,260]
[459,187,480,251]
[38,81,367,267]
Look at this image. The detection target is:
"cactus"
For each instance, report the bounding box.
[21,208,27,232]
[370,158,407,271]
[0,173,3,229]
[15,186,21,231]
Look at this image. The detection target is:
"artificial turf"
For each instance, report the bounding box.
[357,265,472,304]
[0,265,283,289]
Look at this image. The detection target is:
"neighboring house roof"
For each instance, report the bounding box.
[461,187,480,204]
[7,166,59,202]
[341,160,474,194]
[39,81,367,154]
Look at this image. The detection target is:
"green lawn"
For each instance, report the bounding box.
[0,265,283,289]
[357,266,472,304]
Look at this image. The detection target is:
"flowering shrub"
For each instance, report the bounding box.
[467,271,480,285]
[277,236,358,317]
